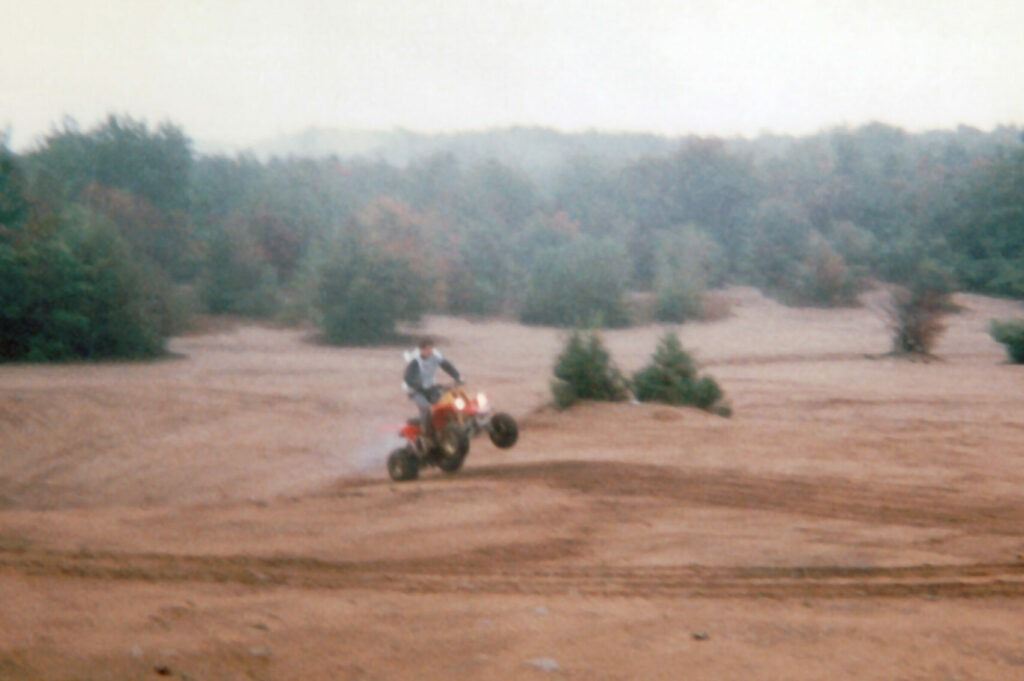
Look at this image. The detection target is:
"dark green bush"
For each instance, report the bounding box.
[990,319,1024,363]
[0,211,168,361]
[315,239,431,345]
[632,333,728,414]
[199,225,280,317]
[521,239,631,328]
[1,145,29,232]
[942,147,1024,299]
[551,330,628,409]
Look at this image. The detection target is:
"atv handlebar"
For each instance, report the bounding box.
[430,381,464,392]
[423,383,468,403]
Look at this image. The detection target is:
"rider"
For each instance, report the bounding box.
[404,337,462,447]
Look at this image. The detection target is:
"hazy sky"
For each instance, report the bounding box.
[2,0,1022,149]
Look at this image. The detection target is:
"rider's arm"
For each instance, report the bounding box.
[440,358,462,384]
[404,360,425,394]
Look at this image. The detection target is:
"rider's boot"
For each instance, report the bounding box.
[417,428,435,454]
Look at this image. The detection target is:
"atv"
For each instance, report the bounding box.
[387,385,518,481]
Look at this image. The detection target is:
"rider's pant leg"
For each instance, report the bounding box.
[411,393,432,437]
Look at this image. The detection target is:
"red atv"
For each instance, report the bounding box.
[387,385,518,481]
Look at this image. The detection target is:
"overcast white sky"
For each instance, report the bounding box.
[2,0,1022,150]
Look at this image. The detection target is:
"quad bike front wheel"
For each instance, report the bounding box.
[488,412,518,449]
[436,423,470,473]
[387,447,419,482]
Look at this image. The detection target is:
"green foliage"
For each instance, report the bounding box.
[652,227,723,322]
[655,272,705,323]
[521,238,631,328]
[990,319,1024,363]
[63,212,170,357]
[830,220,877,274]
[276,247,323,325]
[315,238,431,345]
[632,333,728,413]
[941,148,1024,298]
[0,210,168,361]
[29,115,192,214]
[744,201,862,307]
[8,113,1024,367]
[445,231,511,317]
[618,140,760,283]
[789,233,861,307]
[744,199,814,291]
[551,330,628,409]
[199,223,280,317]
[446,270,505,317]
[0,146,29,233]
[459,160,541,228]
[27,115,197,279]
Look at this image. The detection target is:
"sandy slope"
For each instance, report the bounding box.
[1,287,1024,680]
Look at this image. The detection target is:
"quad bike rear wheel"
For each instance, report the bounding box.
[436,423,470,473]
[488,412,518,448]
[387,447,419,481]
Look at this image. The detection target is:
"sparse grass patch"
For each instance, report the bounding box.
[887,285,950,356]
[885,263,955,357]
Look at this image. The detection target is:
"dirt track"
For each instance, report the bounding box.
[2,287,1024,680]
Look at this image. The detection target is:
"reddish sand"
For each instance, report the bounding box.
[2,287,1023,680]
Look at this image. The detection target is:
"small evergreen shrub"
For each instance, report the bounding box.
[632,333,729,414]
[551,330,628,409]
[990,319,1024,363]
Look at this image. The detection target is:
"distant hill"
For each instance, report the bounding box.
[246,126,681,177]
[212,123,1022,185]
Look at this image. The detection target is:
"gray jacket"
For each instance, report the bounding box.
[403,350,461,397]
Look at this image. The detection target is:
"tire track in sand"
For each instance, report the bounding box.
[5,461,1023,600]
[456,461,1024,535]
[2,546,1023,600]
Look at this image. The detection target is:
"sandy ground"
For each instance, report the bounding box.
[2,286,1024,680]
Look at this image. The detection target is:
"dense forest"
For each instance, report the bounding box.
[1,116,1022,360]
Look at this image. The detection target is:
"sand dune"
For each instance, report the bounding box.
[2,287,1023,680]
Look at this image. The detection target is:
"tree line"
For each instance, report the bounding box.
[1,115,1021,360]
